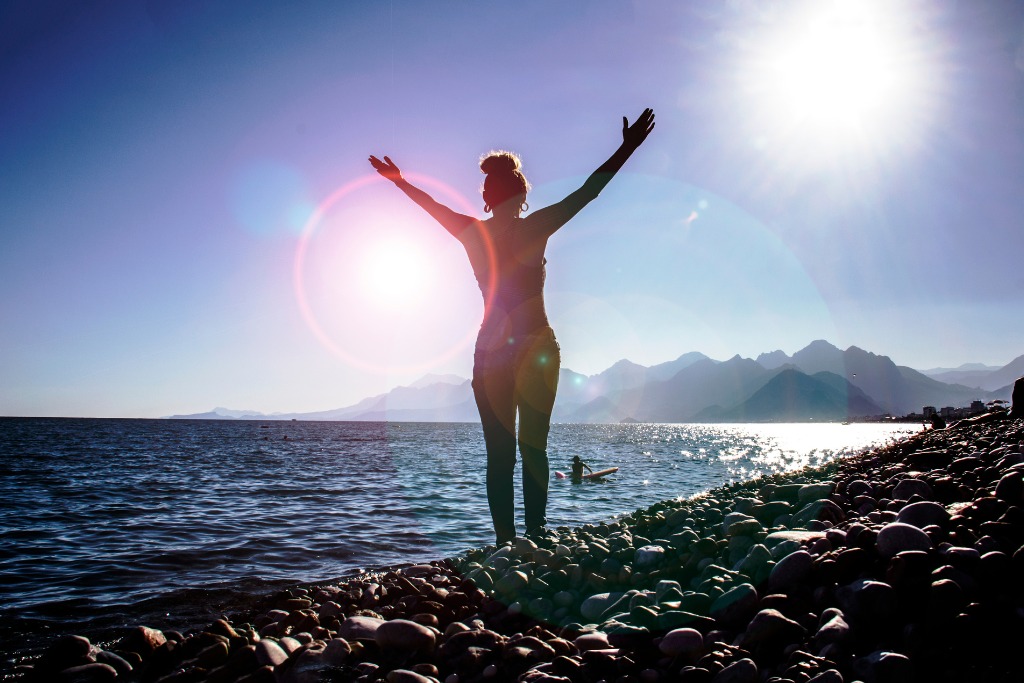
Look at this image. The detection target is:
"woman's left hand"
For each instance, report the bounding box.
[622,108,655,149]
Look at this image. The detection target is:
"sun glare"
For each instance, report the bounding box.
[356,239,430,309]
[772,12,896,128]
[293,174,483,374]
[739,0,937,158]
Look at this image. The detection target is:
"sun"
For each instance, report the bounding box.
[356,239,431,309]
[770,11,896,129]
[738,0,937,156]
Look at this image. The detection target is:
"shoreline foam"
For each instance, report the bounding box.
[16,412,1024,682]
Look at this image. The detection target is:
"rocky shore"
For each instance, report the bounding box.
[16,411,1024,683]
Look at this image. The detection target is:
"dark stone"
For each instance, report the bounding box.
[41,635,93,670]
[929,578,965,619]
[711,657,758,683]
[847,479,874,497]
[895,501,949,529]
[56,663,118,683]
[876,522,932,557]
[977,550,1013,587]
[768,550,813,590]
[836,579,896,623]
[709,584,759,627]
[833,547,872,582]
[995,471,1024,504]
[891,479,933,501]
[94,651,132,676]
[792,499,845,527]
[885,550,933,590]
[739,609,805,648]
[115,626,167,657]
[750,501,792,525]
[852,650,912,683]
[907,450,951,469]
[931,565,979,597]
[814,612,851,645]
[678,666,714,683]
[657,610,716,633]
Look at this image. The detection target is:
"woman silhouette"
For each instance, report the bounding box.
[370,108,655,544]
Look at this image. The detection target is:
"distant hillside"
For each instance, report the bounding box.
[757,340,997,415]
[695,370,883,422]
[567,356,773,423]
[168,341,1015,424]
[920,357,1024,391]
[982,354,1024,391]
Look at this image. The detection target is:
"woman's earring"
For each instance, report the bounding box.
[484,203,491,213]
[521,202,529,213]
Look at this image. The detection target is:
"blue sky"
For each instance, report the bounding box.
[2,0,1023,417]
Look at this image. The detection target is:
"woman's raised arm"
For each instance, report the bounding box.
[529,108,655,235]
[368,155,476,238]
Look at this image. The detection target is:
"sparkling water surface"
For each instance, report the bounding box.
[0,417,914,647]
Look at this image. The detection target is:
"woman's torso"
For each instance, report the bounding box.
[461,216,551,349]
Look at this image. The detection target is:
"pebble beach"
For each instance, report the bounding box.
[15,411,1024,683]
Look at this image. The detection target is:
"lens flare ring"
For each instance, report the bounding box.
[293,173,497,374]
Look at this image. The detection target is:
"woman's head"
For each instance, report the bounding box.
[480,150,530,213]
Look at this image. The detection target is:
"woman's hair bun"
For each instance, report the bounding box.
[479,150,522,177]
[479,150,530,207]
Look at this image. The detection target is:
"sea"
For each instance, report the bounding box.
[0,417,916,659]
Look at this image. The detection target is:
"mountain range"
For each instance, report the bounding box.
[167,340,1020,423]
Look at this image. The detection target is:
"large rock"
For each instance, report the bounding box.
[375,619,436,653]
[278,648,330,683]
[895,501,949,528]
[658,627,703,658]
[891,478,932,501]
[40,635,92,670]
[56,663,118,682]
[574,632,611,651]
[836,580,896,623]
[764,530,826,546]
[768,549,813,590]
[710,583,759,626]
[740,609,805,647]
[712,658,758,683]
[635,545,666,568]
[876,523,932,557]
[852,650,912,683]
[792,499,845,526]
[580,592,625,623]
[496,570,529,594]
[386,670,435,683]
[337,615,385,641]
[995,471,1024,503]
[815,612,851,645]
[255,640,289,667]
[722,512,757,535]
[798,483,834,504]
[114,626,166,657]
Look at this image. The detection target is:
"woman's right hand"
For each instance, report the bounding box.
[369,155,403,182]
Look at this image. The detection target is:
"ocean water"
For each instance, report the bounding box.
[0,417,914,653]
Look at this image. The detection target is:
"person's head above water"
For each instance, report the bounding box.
[572,455,582,463]
[480,150,531,215]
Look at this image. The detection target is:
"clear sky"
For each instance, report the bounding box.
[2,0,1022,418]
